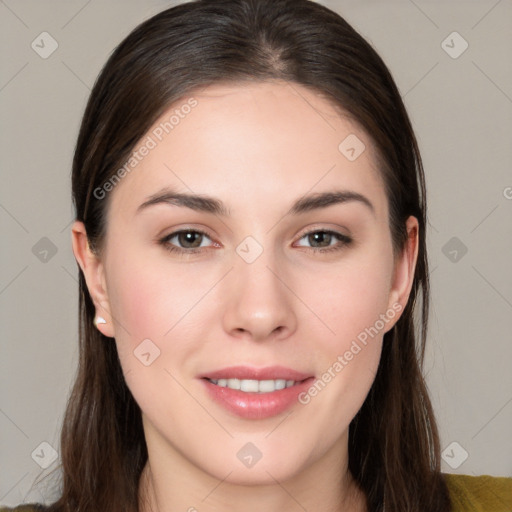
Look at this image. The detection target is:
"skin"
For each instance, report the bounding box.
[72,80,418,512]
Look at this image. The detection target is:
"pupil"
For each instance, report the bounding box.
[310,232,331,247]
[180,231,201,248]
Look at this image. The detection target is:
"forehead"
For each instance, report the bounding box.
[107,80,387,221]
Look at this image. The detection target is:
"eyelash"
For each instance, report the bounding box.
[158,228,353,256]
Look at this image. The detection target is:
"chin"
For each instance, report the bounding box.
[192,435,316,486]
[207,457,307,486]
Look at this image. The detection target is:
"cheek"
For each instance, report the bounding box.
[293,244,393,405]
[102,249,173,383]
[294,264,390,449]
[104,257,202,419]
[293,243,394,431]
[305,249,394,353]
[104,248,224,384]
[106,249,210,342]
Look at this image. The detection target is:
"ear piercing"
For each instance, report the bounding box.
[93,316,107,327]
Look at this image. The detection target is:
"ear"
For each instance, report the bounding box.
[385,215,419,329]
[71,221,115,338]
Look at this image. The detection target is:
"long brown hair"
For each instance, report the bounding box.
[42,0,450,510]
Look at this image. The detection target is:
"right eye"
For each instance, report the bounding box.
[159,229,216,254]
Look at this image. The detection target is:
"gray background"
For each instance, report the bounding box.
[1,0,511,506]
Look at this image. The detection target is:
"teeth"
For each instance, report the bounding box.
[240,379,259,392]
[227,378,240,390]
[209,378,297,393]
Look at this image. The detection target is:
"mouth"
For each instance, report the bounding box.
[204,377,307,393]
[199,366,315,419]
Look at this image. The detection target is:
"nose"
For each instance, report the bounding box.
[221,250,297,342]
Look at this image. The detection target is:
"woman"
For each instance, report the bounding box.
[2,0,510,511]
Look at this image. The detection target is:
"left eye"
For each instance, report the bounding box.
[295,230,351,250]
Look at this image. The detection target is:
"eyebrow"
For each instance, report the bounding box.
[137,187,375,217]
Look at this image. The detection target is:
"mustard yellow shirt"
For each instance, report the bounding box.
[444,473,512,512]
[1,474,511,511]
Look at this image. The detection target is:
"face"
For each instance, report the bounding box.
[74,80,417,485]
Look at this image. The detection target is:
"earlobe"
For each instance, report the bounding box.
[386,216,419,325]
[71,221,115,338]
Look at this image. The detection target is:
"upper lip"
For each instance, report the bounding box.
[200,365,313,381]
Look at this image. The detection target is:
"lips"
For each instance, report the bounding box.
[198,365,315,420]
[200,365,312,382]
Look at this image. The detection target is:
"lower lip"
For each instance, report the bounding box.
[201,378,314,420]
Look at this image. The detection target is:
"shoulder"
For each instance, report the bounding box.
[443,473,512,511]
